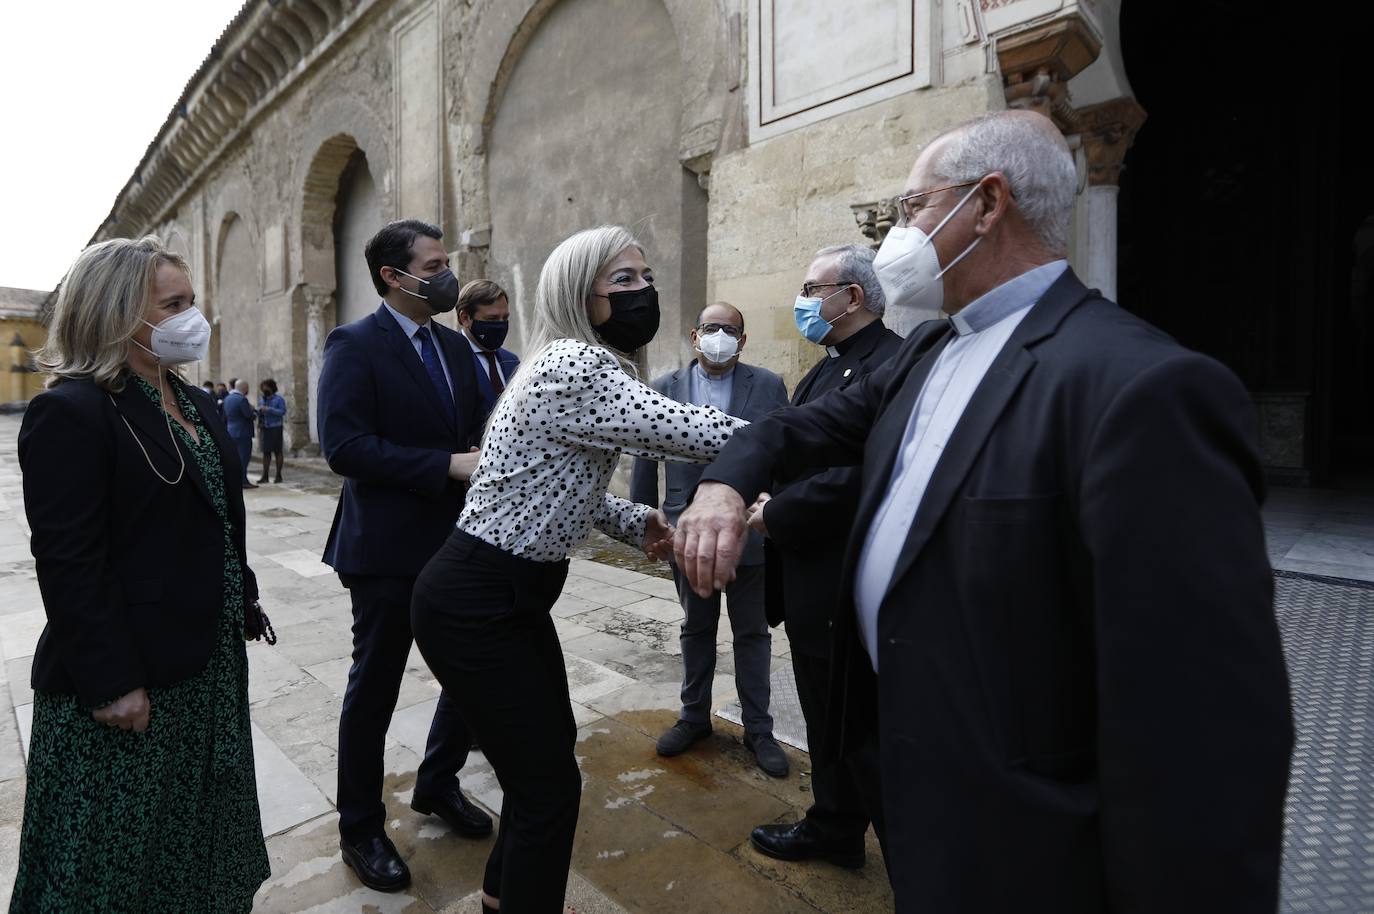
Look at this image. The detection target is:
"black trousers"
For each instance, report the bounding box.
[337,573,471,842]
[412,530,577,914]
[792,650,876,843]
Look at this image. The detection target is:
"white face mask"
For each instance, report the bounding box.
[874,180,984,336]
[135,307,211,364]
[695,329,739,365]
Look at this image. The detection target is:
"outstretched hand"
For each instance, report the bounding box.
[643,509,676,561]
[673,482,748,597]
[746,492,771,538]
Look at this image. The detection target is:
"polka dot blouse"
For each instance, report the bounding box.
[458,339,746,562]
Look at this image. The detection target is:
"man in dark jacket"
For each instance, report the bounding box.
[631,302,791,777]
[676,111,1293,913]
[749,244,901,869]
[317,219,490,892]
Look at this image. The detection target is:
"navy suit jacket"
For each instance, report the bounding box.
[318,304,481,577]
[223,390,256,440]
[630,360,788,567]
[467,339,520,425]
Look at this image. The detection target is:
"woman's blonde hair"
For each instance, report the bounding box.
[37,235,191,391]
[522,224,644,374]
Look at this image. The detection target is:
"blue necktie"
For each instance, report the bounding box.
[414,325,457,425]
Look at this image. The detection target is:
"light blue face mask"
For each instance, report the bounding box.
[793,287,849,344]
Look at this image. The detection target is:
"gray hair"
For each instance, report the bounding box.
[815,243,885,316]
[930,113,1077,254]
[36,235,190,391]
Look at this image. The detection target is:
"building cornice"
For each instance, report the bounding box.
[92,0,383,245]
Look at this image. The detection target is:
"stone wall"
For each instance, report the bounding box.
[93,0,1098,449]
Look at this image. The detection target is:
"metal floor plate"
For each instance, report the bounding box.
[1275,571,1374,912]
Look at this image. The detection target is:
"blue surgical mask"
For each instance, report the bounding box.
[792,287,848,344]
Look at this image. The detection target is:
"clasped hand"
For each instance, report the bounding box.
[672,482,749,597]
[92,687,150,732]
[642,509,675,561]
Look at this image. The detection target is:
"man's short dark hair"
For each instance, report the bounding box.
[201,381,214,389]
[695,301,744,331]
[458,279,508,319]
[365,219,444,296]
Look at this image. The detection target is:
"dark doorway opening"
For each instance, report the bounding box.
[1117,4,1374,486]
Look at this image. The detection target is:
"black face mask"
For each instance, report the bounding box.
[396,267,460,314]
[468,319,509,350]
[593,286,660,353]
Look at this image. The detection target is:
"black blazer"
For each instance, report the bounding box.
[19,375,259,709]
[629,360,789,567]
[701,269,1294,913]
[761,320,901,654]
[318,304,481,578]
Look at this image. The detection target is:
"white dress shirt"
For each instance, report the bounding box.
[383,301,454,394]
[852,260,1069,671]
[459,339,747,562]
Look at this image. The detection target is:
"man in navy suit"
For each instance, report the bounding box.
[317,219,491,892]
[455,278,519,426]
[630,302,791,777]
[223,379,257,488]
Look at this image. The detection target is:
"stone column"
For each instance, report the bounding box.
[304,286,332,451]
[1076,98,1147,301]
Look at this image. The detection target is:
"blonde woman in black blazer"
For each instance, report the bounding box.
[8,236,270,913]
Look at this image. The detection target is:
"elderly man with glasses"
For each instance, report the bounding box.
[630,301,791,776]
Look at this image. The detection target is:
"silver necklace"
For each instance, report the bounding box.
[109,369,186,486]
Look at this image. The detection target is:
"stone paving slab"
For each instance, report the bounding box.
[0,418,883,912]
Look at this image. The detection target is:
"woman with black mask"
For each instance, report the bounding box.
[411,225,747,913]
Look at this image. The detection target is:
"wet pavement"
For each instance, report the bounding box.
[0,421,891,913]
[1,414,1370,912]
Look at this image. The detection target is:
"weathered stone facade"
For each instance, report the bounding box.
[85,0,1136,452]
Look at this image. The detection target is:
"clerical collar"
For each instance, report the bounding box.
[948,260,1068,337]
[693,360,735,381]
[826,318,885,358]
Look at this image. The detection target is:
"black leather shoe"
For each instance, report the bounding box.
[744,732,790,778]
[751,819,865,869]
[340,833,411,891]
[655,719,712,757]
[411,785,493,838]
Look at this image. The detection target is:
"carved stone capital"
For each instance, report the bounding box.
[303,285,332,319]
[996,15,1103,133]
[1075,97,1148,187]
[850,198,901,248]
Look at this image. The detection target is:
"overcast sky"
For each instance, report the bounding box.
[0,0,247,291]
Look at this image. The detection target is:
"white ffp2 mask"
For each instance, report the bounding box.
[136,307,211,364]
[874,180,984,336]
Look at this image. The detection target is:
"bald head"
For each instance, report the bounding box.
[911,109,1077,254]
[235,379,249,394]
[696,301,744,331]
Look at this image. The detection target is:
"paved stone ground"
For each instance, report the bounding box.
[2,408,1371,913]
[0,416,891,913]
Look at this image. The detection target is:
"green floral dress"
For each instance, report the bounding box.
[10,376,271,913]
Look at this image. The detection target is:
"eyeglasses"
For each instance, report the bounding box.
[696,323,743,338]
[799,281,854,299]
[896,180,979,226]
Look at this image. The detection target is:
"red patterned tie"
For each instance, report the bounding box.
[482,350,505,395]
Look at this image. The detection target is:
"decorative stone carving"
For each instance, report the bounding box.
[995,15,1102,131]
[1076,96,1147,187]
[850,198,902,248]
